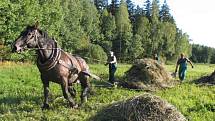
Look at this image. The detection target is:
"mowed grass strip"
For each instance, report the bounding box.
[0,62,214,121]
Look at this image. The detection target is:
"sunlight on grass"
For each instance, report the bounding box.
[0,62,214,121]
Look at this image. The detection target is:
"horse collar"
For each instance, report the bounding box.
[37,47,61,71]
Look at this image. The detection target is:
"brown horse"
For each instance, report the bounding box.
[12,22,100,109]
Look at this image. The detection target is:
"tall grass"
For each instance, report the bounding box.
[0,62,214,121]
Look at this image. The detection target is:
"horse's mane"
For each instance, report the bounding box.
[24,25,50,40]
[38,28,58,47]
[22,25,57,46]
[39,30,49,40]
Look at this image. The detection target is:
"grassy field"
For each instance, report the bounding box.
[0,62,214,121]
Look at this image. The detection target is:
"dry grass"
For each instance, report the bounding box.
[91,93,187,121]
[122,58,179,91]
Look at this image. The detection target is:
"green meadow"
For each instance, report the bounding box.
[0,62,214,121]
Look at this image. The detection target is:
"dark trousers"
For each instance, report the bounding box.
[109,64,117,83]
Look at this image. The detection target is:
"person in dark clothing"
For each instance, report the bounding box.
[105,51,117,83]
[175,53,194,81]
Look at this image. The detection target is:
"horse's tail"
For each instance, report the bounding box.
[82,71,100,80]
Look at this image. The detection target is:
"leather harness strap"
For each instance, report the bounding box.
[74,56,84,71]
[32,30,83,74]
[59,51,84,74]
[37,48,61,71]
[58,59,78,74]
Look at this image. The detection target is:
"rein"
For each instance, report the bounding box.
[25,31,106,69]
[25,48,107,63]
[26,48,62,50]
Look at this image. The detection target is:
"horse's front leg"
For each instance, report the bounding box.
[61,77,78,108]
[41,81,50,110]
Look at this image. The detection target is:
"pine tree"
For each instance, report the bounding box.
[134,16,151,57]
[160,22,177,59]
[81,0,101,43]
[94,0,102,12]
[160,0,174,23]
[174,29,192,58]
[135,5,144,16]
[210,49,215,64]
[144,0,151,19]
[129,34,144,59]
[151,0,160,26]
[100,8,116,51]
[109,0,119,15]
[94,0,109,12]
[126,0,135,16]
[150,0,162,55]
[60,0,85,52]
[114,0,132,61]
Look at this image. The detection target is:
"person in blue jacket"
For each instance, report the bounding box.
[175,53,194,81]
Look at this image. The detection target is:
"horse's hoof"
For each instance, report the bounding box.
[41,103,50,110]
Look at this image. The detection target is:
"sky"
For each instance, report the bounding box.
[133,0,215,48]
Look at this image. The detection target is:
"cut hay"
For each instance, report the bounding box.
[91,93,187,121]
[121,58,179,90]
[195,70,215,85]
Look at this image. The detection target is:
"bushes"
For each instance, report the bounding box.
[85,44,107,64]
[0,44,35,62]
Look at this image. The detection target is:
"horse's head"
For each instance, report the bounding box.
[12,22,41,53]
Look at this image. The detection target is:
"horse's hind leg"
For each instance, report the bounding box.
[79,73,90,103]
[68,86,76,98]
[60,77,78,108]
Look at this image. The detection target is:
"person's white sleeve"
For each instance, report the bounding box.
[110,56,117,64]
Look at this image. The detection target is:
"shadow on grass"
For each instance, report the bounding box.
[0,95,41,105]
[189,73,215,86]
[0,95,42,114]
[88,103,122,121]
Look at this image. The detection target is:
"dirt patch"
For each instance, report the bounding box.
[121,58,179,91]
[195,70,215,85]
[91,93,187,121]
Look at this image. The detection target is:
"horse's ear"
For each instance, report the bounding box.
[34,21,39,29]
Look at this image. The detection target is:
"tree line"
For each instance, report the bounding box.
[191,44,215,64]
[0,0,213,63]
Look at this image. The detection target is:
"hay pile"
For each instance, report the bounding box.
[122,58,178,90]
[195,70,215,85]
[91,93,187,121]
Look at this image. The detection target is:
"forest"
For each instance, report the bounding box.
[0,0,214,63]
[1,1,215,120]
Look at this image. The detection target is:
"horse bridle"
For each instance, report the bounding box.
[27,29,54,61]
[25,29,40,48]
